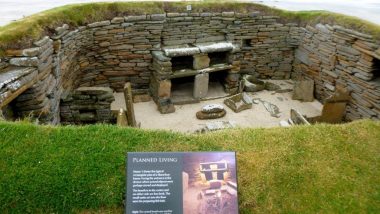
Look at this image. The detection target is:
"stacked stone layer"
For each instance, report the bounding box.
[60,87,115,124]
[293,24,380,120]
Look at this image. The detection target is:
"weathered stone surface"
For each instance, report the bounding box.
[260,99,281,118]
[33,36,50,47]
[224,93,252,113]
[9,57,39,67]
[125,15,146,22]
[60,87,115,124]
[150,14,166,21]
[75,87,113,95]
[152,51,171,62]
[193,54,210,70]
[201,104,224,113]
[289,109,310,125]
[319,102,347,123]
[196,121,237,133]
[55,24,69,35]
[265,82,281,91]
[111,17,125,23]
[157,80,171,98]
[133,94,151,103]
[0,67,36,89]
[196,109,226,120]
[157,98,175,114]
[195,42,235,53]
[88,21,111,28]
[295,48,310,65]
[292,80,314,102]
[193,73,209,99]
[163,45,200,57]
[243,75,265,92]
[124,82,137,127]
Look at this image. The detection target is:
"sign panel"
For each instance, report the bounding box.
[126,152,238,214]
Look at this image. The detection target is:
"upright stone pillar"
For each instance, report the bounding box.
[123,82,137,127]
[193,73,209,99]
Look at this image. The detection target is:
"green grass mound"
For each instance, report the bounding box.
[0,120,379,213]
[0,1,380,53]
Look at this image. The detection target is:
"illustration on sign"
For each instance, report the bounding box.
[126,152,238,214]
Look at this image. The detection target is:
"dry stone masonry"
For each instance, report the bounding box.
[60,87,115,124]
[293,24,380,120]
[0,11,379,124]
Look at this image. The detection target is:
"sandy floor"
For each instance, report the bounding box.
[126,80,323,133]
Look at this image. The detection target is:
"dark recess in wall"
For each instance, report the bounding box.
[373,58,380,79]
[209,51,229,66]
[171,56,193,71]
[242,39,252,47]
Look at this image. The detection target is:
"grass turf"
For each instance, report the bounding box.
[0,120,379,213]
[0,1,380,54]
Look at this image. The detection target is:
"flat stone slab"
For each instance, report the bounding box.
[196,109,226,120]
[0,67,38,106]
[0,67,36,90]
[195,42,235,53]
[292,79,315,102]
[260,99,281,118]
[290,109,310,125]
[162,44,200,57]
[201,104,224,113]
[162,41,236,57]
[196,121,237,133]
[224,92,252,113]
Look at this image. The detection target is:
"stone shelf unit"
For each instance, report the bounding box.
[150,41,241,113]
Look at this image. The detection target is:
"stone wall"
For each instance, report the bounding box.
[60,87,115,124]
[293,24,380,120]
[0,11,379,123]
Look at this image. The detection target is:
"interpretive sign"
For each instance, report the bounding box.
[126,152,238,214]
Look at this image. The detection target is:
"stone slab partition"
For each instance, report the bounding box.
[0,11,379,124]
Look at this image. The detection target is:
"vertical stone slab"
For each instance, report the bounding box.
[318,88,350,123]
[193,73,209,99]
[124,82,137,127]
[292,80,315,102]
[319,102,347,123]
[158,79,171,98]
[193,53,210,70]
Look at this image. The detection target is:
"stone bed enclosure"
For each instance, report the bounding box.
[0,11,379,125]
